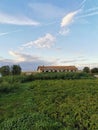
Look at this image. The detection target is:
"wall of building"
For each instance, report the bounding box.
[38,69,77,73]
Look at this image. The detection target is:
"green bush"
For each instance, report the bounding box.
[0,81,20,94]
[21,72,94,82]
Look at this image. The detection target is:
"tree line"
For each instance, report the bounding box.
[0,65,98,77]
[83,66,98,73]
[0,65,21,76]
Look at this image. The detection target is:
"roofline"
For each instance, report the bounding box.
[37,65,78,70]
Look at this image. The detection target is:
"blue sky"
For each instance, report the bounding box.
[0,0,98,71]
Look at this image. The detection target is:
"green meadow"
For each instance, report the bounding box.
[0,74,98,130]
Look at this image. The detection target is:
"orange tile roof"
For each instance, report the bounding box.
[37,66,78,70]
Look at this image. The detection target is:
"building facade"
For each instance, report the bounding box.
[37,66,78,73]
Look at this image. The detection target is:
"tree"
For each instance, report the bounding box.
[91,68,98,73]
[0,65,10,76]
[11,65,21,75]
[83,67,90,73]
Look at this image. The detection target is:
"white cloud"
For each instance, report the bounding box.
[61,10,80,27]
[9,51,40,62]
[22,33,55,49]
[0,12,40,26]
[9,51,24,62]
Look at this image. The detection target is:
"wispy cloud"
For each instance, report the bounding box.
[9,51,40,62]
[79,11,98,18]
[59,10,80,37]
[0,32,9,36]
[22,33,56,49]
[0,30,22,37]
[61,58,86,64]
[59,28,70,36]
[80,0,87,8]
[78,6,98,18]
[0,12,40,26]
[61,10,80,27]
[78,1,98,18]
[85,7,98,12]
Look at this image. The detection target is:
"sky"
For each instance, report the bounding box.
[0,0,98,71]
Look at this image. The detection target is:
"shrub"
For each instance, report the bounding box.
[0,81,20,94]
[31,72,94,80]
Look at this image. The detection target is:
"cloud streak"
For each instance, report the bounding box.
[22,33,55,49]
[0,32,9,36]
[78,7,98,18]
[80,0,87,8]
[0,30,22,37]
[9,51,41,62]
[61,58,87,64]
[79,11,98,18]
[78,3,98,18]
[85,7,98,12]
[0,12,40,26]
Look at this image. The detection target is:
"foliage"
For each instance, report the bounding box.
[11,65,21,75]
[0,81,20,94]
[83,67,90,73]
[91,67,98,73]
[0,113,62,130]
[0,65,10,76]
[0,65,22,77]
[21,72,94,82]
[0,77,98,129]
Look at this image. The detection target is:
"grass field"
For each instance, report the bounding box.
[0,77,98,130]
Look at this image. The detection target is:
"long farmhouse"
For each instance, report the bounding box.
[37,66,78,73]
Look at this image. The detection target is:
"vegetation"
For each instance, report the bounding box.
[91,67,98,73]
[21,72,94,82]
[83,67,90,73]
[0,65,10,76]
[0,74,98,129]
[82,66,98,74]
[0,65,21,76]
[11,65,21,75]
